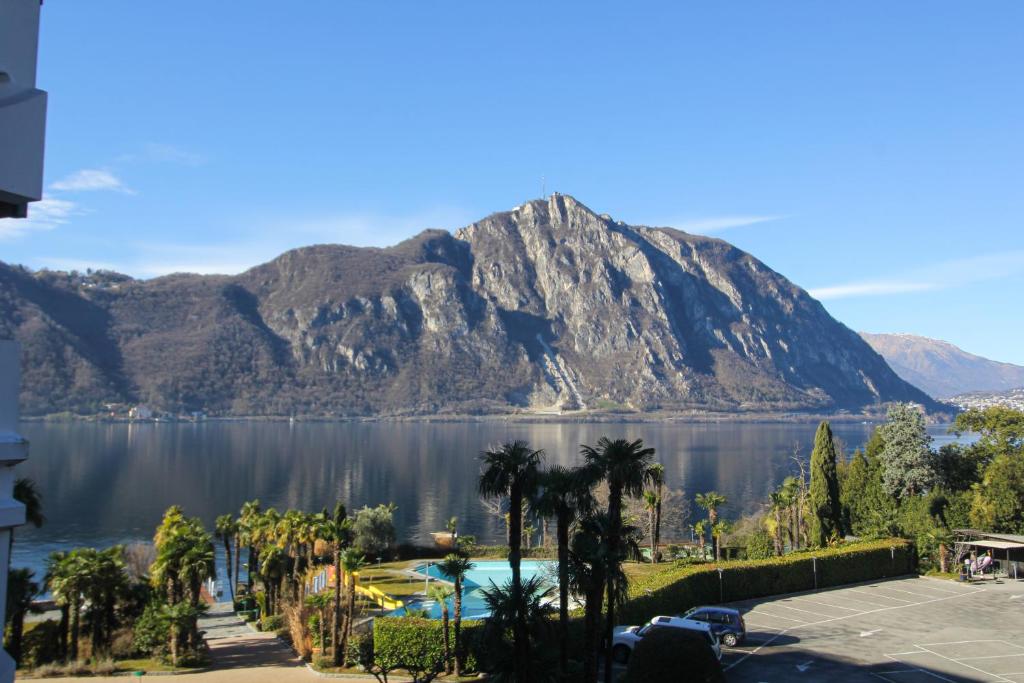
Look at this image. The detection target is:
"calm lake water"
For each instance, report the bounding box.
[12,420,963,580]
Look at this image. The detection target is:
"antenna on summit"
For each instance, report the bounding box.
[541,175,546,198]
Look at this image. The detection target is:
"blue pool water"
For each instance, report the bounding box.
[394,560,556,620]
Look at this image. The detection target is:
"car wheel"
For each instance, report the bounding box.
[722,633,739,647]
[612,644,631,665]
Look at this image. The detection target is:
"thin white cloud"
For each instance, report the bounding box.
[0,197,79,239]
[50,168,134,194]
[663,215,785,234]
[810,250,1024,301]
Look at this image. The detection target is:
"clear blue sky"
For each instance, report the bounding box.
[3,2,1023,364]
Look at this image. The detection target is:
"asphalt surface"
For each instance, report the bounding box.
[722,575,1024,682]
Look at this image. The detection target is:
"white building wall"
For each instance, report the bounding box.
[0,342,28,681]
[0,0,48,214]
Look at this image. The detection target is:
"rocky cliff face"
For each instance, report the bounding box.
[0,195,934,416]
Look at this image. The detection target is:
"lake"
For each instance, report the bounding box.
[11,420,964,580]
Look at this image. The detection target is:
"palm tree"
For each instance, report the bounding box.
[427,583,455,673]
[5,568,40,664]
[338,548,365,663]
[478,440,544,681]
[767,490,788,556]
[712,519,732,561]
[239,499,262,592]
[278,509,305,597]
[11,477,44,553]
[259,545,287,618]
[696,491,727,559]
[478,576,558,681]
[446,516,458,546]
[162,602,200,668]
[305,591,333,656]
[532,465,594,677]
[44,551,71,661]
[642,490,658,563]
[649,464,665,564]
[581,437,656,683]
[437,553,475,677]
[569,511,642,683]
[215,514,237,601]
[327,502,350,667]
[693,520,708,558]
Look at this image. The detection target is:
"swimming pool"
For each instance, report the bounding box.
[394,560,556,620]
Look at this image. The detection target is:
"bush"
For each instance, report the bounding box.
[261,614,284,632]
[21,619,61,668]
[743,530,775,560]
[132,602,169,658]
[369,617,484,679]
[621,538,916,624]
[622,628,724,683]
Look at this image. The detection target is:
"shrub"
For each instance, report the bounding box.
[132,602,169,658]
[21,619,61,668]
[621,538,916,624]
[261,614,284,633]
[369,618,485,679]
[622,628,724,683]
[743,530,775,560]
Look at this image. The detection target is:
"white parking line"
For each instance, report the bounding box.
[724,586,985,672]
[845,588,914,604]
[871,668,958,682]
[760,601,835,618]
[913,644,1014,683]
[788,596,864,612]
[744,609,809,623]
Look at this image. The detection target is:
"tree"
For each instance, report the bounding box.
[696,492,727,559]
[478,576,558,681]
[5,568,40,664]
[446,516,458,546]
[766,491,787,555]
[427,584,455,674]
[11,477,44,553]
[712,520,732,560]
[215,514,237,601]
[642,491,659,562]
[44,551,72,661]
[971,453,1024,533]
[327,502,350,667]
[239,499,262,592]
[649,464,665,564]
[306,591,333,655]
[581,437,656,683]
[808,421,843,546]
[532,464,594,677]
[693,520,708,558]
[478,440,544,682]
[953,406,1024,458]
[338,549,366,661]
[352,504,397,558]
[879,403,934,498]
[436,553,474,677]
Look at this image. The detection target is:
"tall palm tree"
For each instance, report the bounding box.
[581,437,656,683]
[649,464,665,564]
[532,465,594,677]
[642,490,658,563]
[215,514,237,601]
[446,516,458,546]
[478,576,558,681]
[5,568,40,664]
[278,509,305,598]
[11,477,44,553]
[696,491,727,559]
[437,553,475,677]
[44,551,71,661]
[327,502,350,667]
[767,490,788,556]
[427,583,455,674]
[478,440,544,681]
[338,548,365,663]
[712,520,732,561]
[693,520,708,558]
[239,499,262,592]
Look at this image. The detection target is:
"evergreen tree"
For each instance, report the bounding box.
[879,403,934,498]
[808,421,843,546]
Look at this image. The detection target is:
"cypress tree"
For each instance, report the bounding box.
[809,420,843,546]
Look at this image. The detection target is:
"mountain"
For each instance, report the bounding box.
[861,332,1024,400]
[0,195,935,417]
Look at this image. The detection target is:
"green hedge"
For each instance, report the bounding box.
[371,617,484,675]
[620,538,916,624]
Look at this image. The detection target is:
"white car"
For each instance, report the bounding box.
[612,615,722,665]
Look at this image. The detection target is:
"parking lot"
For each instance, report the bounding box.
[723,575,1024,682]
